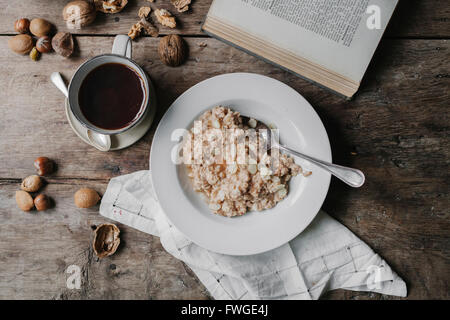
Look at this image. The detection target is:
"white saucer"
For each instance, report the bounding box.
[65,98,156,151]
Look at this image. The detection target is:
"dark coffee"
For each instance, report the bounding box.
[79,63,145,130]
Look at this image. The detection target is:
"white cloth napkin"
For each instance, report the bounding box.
[100,170,407,300]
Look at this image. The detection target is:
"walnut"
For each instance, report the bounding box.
[171,0,191,13]
[128,18,158,40]
[155,9,176,28]
[63,1,96,29]
[94,0,128,14]
[158,34,187,67]
[138,6,151,18]
[92,224,120,258]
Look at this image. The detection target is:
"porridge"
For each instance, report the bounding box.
[183,106,311,217]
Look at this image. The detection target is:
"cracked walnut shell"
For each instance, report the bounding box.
[94,0,128,14]
[93,223,120,258]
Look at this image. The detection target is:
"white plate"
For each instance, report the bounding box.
[150,73,331,255]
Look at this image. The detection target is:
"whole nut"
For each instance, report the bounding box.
[21,175,43,192]
[74,188,100,208]
[8,34,33,54]
[16,191,34,212]
[14,18,30,34]
[158,35,187,67]
[52,32,74,58]
[34,194,50,211]
[29,18,52,37]
[34,157,54,176]
[63,1,96,29]
[29,47,40,61]
[36,36,52,53]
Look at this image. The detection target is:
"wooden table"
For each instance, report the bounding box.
[0,0,448,300]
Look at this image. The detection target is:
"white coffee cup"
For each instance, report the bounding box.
[67,35,154,146]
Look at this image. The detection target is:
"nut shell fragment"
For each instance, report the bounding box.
[94,0,128,14]
[93,223,120,258]
[74,188,100,208]
[21,175,43,192]
[171,0,191,13]
[138,6,151,18]
[128,18,158,40]
[155,9,176,28]
[52,32,75,58]
[16,191,34,211]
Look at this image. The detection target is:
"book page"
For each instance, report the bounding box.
[207,0,398,82]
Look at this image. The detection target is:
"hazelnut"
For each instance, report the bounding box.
[34,157,54,176]
[158,35,187,67]
[21,175,43,192]
[8,34,33,54]
[93,223,120,258]
[16,191,34,212]
[36,36,52,53]
[14,18,30,34]
[74,188,100,208]
[29,18,52,37]
[34,194,50,211]
[52,32,75,58]
[63,1,96,30]
[29,47,40,61]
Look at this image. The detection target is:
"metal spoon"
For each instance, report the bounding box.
[50,72,111,151]
[242,116,365,188]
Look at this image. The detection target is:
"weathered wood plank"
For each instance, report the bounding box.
[0,37,448,180]
[0,35,449,299]
[0,0,448,37]
[0,182,210,299]
[0,180,447,299]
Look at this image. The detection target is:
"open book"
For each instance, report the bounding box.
[202,0,398,98]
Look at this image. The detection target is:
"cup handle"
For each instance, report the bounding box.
[112,35,132,59]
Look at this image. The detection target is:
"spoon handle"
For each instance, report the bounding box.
[278,144,365,188]
[50,72,69,98]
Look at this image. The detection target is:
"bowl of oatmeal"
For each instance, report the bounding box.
[150,73,331,255]
[183,106,312,217]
